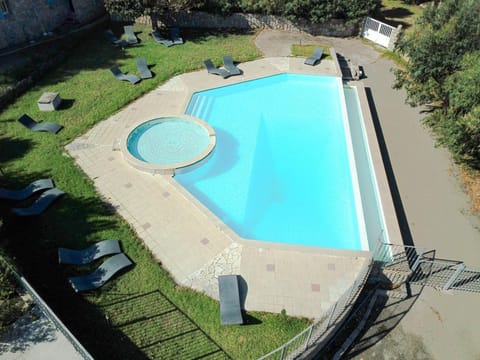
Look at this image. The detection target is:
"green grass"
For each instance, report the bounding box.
[291,44,332,59]
[379,0,423,31]
[0,24,310,359]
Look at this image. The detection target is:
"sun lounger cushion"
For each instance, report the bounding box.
[151,30,173,47]
[123,25,138,45]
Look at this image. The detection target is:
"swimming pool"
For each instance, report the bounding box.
[175,74,368,250]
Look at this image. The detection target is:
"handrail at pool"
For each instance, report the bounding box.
[258,255,374,360]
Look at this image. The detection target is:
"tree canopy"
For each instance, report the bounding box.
[393,0,480,166]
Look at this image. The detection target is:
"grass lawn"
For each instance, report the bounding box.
[379,0,423,31]
[0,23,310,359]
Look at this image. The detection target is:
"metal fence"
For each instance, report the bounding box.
[258,256,374,360]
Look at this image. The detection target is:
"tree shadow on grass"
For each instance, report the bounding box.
[0,176,148,359]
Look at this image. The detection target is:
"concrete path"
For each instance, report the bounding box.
[255,29,480,359]
[0,306,85,360]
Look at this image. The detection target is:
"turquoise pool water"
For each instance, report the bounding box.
[177,74,364,250]
[127,117,211,165]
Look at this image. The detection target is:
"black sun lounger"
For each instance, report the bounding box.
[218,275,243,325]
[151,30,173,47]
[58,239,122,265]
[0,179,54,201]
[170,27,184,45]
[18,114,63,134]
[104,29,127,48]
[68,253,133,292]
[11,187,64,216]
[109,66,141,84]
[223,55,241,76]
[204,59,231,79]
[123,25,138,45]
[304,47,324,66]
[136,58,153,79]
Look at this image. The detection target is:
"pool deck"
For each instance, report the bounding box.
[66,56,370,319]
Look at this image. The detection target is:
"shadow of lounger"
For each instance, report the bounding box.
[304,47,324,66]
[218,275,243,325]
[136,58,153,79]
[11,188,64,216]
[204,59,231,79]
[123,25,138,45]
[68,253,133,293]
[0,179,54,201]
[58,239,122,265]
[17,114,63,134]
[110,66,141,84]
[223,55,242,76]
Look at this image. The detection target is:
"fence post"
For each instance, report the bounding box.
[304,325,314,351]
[327,302,337,328]
[280,344,286,360]
[443,263,466,291]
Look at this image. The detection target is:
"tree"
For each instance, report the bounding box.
[104,0,203,30]
[425,52,480,165]
[393,0,480,108]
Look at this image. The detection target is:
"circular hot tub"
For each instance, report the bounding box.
[122,115,215,175]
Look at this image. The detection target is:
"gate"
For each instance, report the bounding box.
[361,17,396,48]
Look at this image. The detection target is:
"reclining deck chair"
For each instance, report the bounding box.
[11,187,64,216]
[123,25,138,45]
[151,30,173,47]
[68,253,133,292]
[0,179,54,201]
[58,239,122,265]
[18,114,63,134]
[136,58,153,79]
[218,275,243,325]
[204,59,231,79]
[304,47,324,66]
[109,66,141,84]
[223,55,241,76]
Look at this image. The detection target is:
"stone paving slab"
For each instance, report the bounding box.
[66,56,368,319]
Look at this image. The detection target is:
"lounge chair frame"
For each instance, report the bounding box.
[151,30,173,47]
[123,25,138,45]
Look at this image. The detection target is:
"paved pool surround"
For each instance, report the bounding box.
[66,55,401,319]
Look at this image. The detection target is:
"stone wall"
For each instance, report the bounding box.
[137,11,360,37]
[0,0,105,51]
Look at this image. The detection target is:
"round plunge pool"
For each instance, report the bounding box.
[122,116,216,175]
